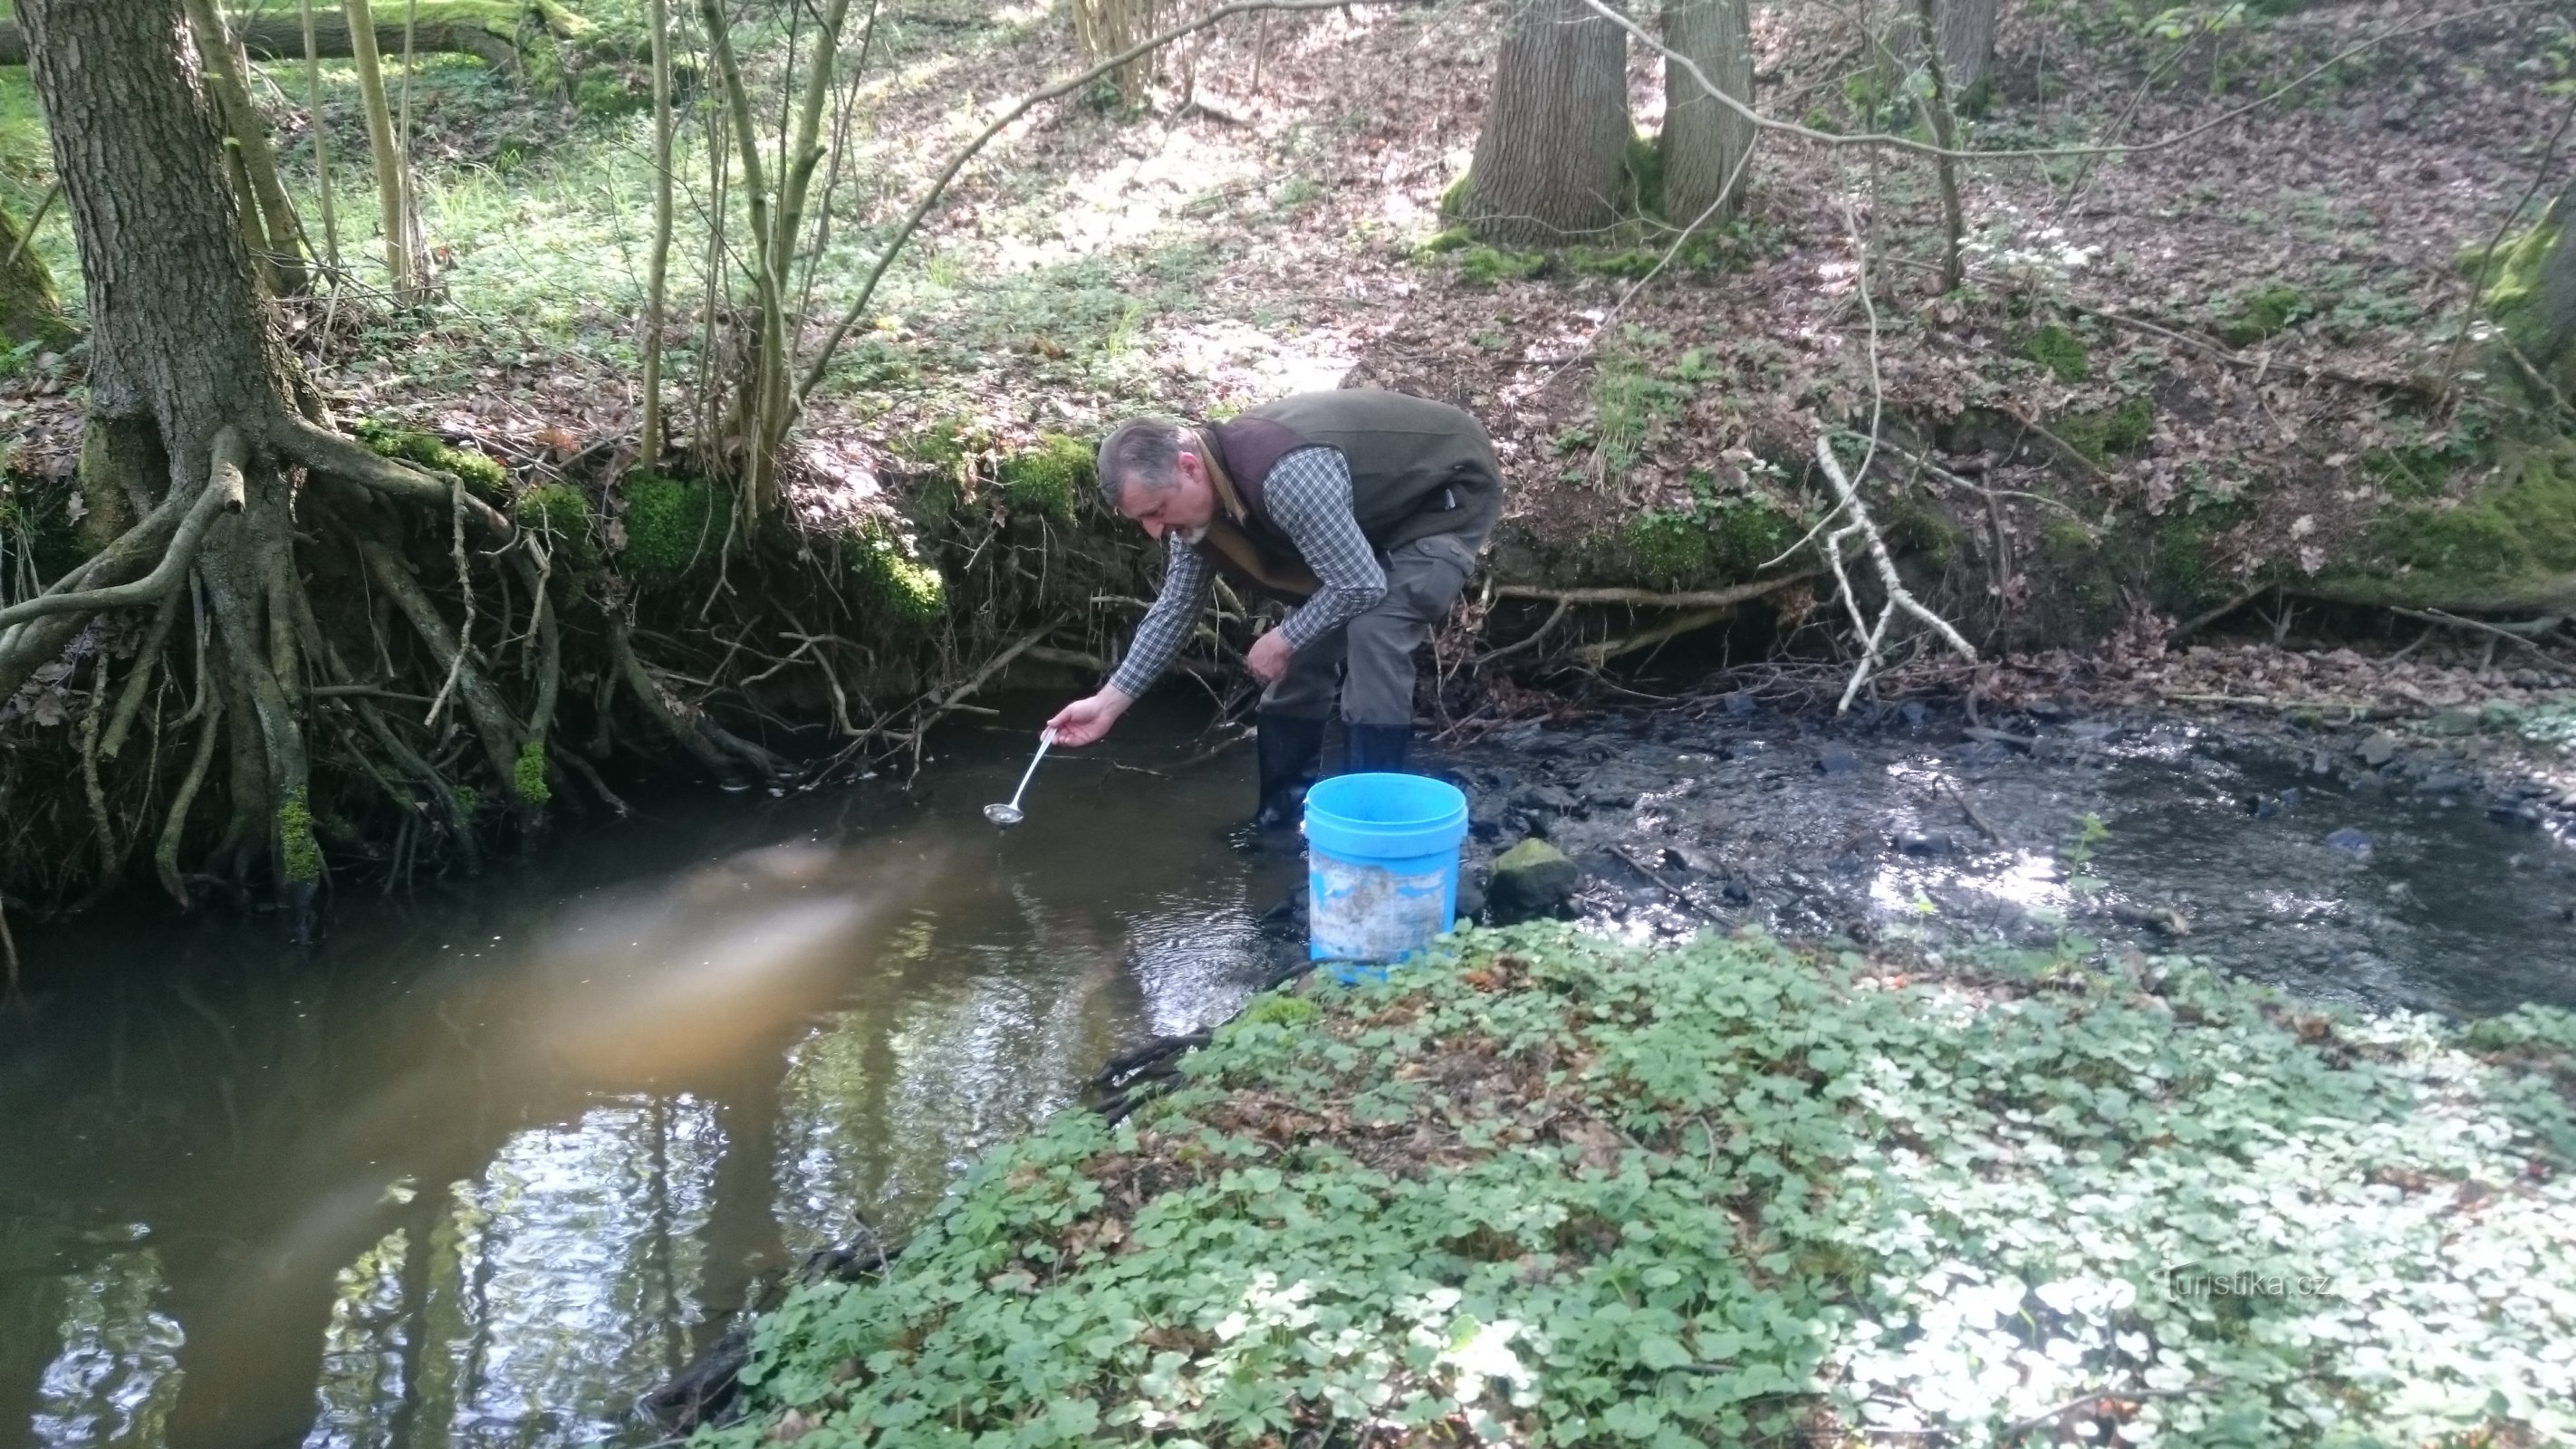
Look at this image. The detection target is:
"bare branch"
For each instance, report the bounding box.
[1579,0,2532,164]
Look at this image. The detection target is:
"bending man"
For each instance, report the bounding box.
[1047,389,1504,829]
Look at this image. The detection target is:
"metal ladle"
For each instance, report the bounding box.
[983,730,1055,827]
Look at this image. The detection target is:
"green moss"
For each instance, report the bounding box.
[1437,171,1473,220]
[2338,442,2576,604]
[1707,497,1799,575]
[999,433,1091,521]
[277,788,323,885]
[619,470,728,576]
[2149,496,2251,614]
[572,71,649,118]
[2060,395,2156,464]
[1417,226,1473,255]
[1627,510,1712,585]
[513,738,553,806]
[1455,245,1548,288]
[455,784,481,822]
[2023,324,2091,383]
[513,482,599,569]
[849,522,948,628]
[1569,247,1663,279]
[2040,515,2097,557]
[354,419,509,496]
[2217,284,2313,349]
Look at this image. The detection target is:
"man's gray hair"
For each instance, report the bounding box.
[1096,417,1194,510]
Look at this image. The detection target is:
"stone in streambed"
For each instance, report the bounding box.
[1816,744,1861,775]
[2359,731,2399,768]
[1487,838,1581,924]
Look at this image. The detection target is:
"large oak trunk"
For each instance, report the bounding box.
[1465,0,1632,246]
[1660,0,1755,226]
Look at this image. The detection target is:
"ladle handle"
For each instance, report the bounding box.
[1004,729,1054,811]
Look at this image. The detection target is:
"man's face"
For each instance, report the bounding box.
[1117,451,1216,543]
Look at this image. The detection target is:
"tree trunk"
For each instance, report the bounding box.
[0,193,73,347]
[2530,181,2576,378]
[0,1,589,69]
[1885,0,1994,114]
[1937,0,1995,109]
[1465,0,1632,246]
[183,0,311,295]
[341,0,417,292]
[12,0,533,916]
[1659,0,1754,228]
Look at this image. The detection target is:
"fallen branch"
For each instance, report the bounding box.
[1609,844,1727,925]
[0,1,591,69]
[1940,779,2007,847]
[1492,572,1819,610]
[2159,690,2395,719]
[2068,302,2439,400]
[1817,436,1978,712]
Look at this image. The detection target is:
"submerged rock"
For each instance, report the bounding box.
[1487,839,1580,924]
[2360,731,2399,768]
[2325,828,2373,855]
[1816,744,1861,775]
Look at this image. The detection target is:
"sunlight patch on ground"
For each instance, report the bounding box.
[1158,318,1356,399]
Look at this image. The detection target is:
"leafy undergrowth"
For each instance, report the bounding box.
[711,927,2576,1448]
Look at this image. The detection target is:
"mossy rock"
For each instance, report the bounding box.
[999,433,1091,521]
[572,69,650,118]
[354,419,509,497]
[1456,245,1549,288]
[619,471,728,576]
[2023,323,2091,384]
[2217,284,2313,349]
[513,482,600,571]
[848,522,948,628]
[2060,395,2156,464]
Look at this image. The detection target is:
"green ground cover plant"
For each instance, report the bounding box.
[708,926,2576,1447]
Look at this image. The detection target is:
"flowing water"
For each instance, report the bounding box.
[0,701,1300,1449]
[2,698,2571,1449]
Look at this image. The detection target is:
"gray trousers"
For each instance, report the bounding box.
[1263,533,1481,728]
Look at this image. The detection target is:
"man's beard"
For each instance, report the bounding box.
[1177,524,1208,545]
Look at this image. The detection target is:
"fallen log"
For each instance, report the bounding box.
[0,1,591,69]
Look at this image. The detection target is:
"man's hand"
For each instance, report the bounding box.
[1046,687,1132,747]
[1245,629,1293,685]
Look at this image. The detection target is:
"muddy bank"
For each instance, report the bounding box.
[1399,696,2576,1019]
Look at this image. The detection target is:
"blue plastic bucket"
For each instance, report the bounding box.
[1304,772,1469,971]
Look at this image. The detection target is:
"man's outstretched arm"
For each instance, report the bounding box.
[1049,540,1214,744]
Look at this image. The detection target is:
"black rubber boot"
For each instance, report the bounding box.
[1344,722,1411,774]
[1251,711,1328,831]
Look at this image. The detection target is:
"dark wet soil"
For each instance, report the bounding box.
[1437,696,2576,1017]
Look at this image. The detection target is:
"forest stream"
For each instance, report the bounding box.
[2,698,2571,1449]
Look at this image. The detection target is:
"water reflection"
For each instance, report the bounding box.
[0,702,1283,1449]
[32,1244,183,1449]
